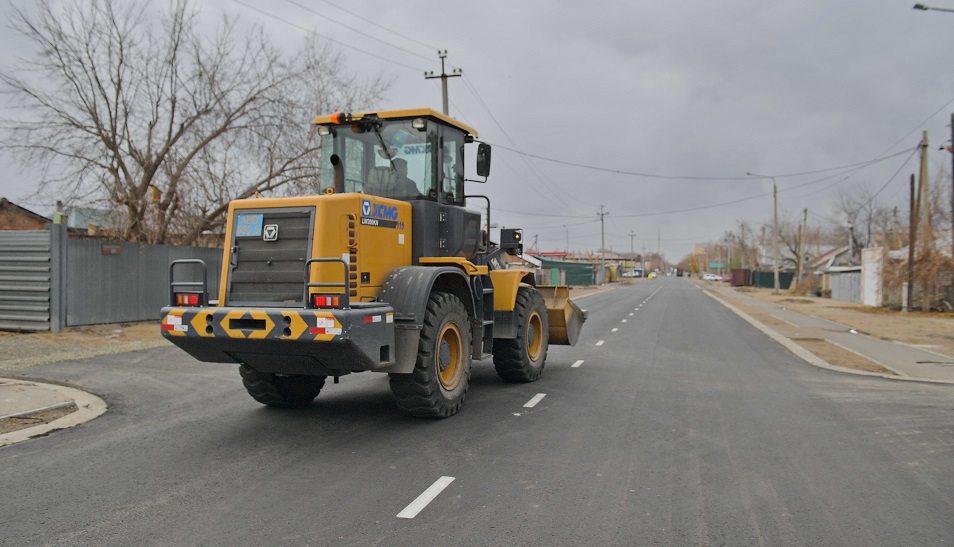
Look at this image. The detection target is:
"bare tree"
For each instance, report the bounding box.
[830,184,895,261]
[0,0,388,244]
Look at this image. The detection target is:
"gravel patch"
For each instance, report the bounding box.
[0,323,169,373]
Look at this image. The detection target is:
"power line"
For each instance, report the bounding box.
[229,0,425,71]
[279,0,436,63]
[459,76,578,208]
[310,0,440,52]
[491,143,916,182]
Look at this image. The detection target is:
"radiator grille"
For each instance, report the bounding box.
[227,209,313,305]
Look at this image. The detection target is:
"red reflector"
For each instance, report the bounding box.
[312,295,340,308]
[363,316,373,323]
[161,324,175,331]
[175,293,200,306]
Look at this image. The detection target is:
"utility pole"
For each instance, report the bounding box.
[598,206,608,284]
[773,181,780,294]
[727,242,732,275]
[657,229,661,272]
[424,50,461,115]
[796,208,807,285]
[920,131,932,243]
[919,131,931,311]
[746,172,781,294]
[740,222,746,270]
[906,174,917,312]
[950,114,954,280]
[629,231,636,258]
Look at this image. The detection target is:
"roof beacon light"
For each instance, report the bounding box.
[330,112,352,125]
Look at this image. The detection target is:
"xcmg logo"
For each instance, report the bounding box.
[361,200,399,221]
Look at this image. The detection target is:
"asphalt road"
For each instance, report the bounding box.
[2,278,953,546]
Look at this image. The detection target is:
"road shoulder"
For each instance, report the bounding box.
[700,282,954,386]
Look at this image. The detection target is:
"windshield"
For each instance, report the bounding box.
[318,118,465,205]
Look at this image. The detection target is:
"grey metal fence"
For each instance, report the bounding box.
[0,225,221,331]
[0,230,55,331]
[65,238,221,327]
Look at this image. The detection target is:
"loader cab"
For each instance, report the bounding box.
[314,109,474,205]
[314,109,485,260]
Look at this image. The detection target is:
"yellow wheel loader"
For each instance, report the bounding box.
[160,108,586,418]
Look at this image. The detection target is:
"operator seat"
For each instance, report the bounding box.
[365,166,396,197]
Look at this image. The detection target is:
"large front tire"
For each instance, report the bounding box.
[239,365,325,408]
[493,287,549,382]
[389,292,472,418]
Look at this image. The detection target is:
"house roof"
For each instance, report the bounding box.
[807,245,849,270]
[0,197,51,224]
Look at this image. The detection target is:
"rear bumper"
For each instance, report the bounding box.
[160,306,396,376]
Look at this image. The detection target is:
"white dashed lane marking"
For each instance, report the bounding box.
[524,393,546,408]
[571,360,584,368]
[596,340,605,346]
[397,476,455,519]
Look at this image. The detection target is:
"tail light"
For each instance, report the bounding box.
[174,293,203,306]
[312,294,341,309]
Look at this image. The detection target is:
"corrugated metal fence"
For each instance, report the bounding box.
[65,238,221,327]
[0,230,59,331]
[0,225,221,331]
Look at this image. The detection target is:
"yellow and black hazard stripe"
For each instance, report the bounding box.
[160,307,394,343]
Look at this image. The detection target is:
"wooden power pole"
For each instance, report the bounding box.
[424,51,461,115]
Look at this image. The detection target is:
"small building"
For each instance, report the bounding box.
[0,198,51,231]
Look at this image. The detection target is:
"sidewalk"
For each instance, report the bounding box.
[0,378,107,447]
[702,282,954,384]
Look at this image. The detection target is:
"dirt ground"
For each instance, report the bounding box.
[709,283,954,374]
[0,403,77,435]
[0,322,168,373]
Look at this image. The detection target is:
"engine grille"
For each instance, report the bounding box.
[226,208,313,305]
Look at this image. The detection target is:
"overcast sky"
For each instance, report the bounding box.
[2,0,953,262]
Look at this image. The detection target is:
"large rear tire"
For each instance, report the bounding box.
[493,287,549,382]
[239,365,325,408]
[389,292,472,418]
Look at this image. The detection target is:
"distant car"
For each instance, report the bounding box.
[621,270,637,278]
[703,273,721,281]
[648,272,657,279]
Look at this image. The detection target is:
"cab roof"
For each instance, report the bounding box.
[312,108,478,138]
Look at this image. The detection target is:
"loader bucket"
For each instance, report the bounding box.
[535,286,588,346]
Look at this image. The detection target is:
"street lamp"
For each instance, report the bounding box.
[746,172,781,295]
[913,3,954,12]
[562,224,568,254]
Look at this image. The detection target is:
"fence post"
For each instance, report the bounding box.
[49,217,67,332]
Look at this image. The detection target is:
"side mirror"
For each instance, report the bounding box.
[476,143,491,177]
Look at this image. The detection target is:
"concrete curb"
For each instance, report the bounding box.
[702,289,954,387]
[0,378,108,448]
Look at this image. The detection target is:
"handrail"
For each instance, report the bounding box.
[169,259,208,306]
[303,257,350,309]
